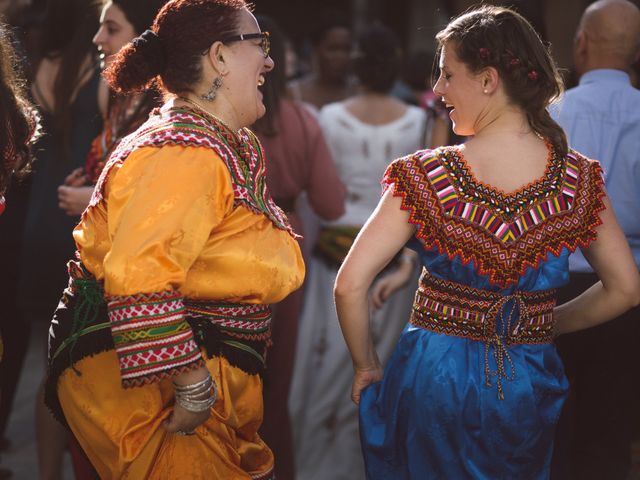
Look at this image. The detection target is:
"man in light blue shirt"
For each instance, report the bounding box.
[550,1,640,479]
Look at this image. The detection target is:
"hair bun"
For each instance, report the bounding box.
[131,29,166,73]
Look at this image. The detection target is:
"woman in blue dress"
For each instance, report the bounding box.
[334,5,640,479]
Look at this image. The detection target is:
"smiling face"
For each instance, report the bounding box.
[93,1,137,69]
[433,42,488,136]
[219,9,274,127]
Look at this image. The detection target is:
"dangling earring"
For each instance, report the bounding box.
[201,76,223,102]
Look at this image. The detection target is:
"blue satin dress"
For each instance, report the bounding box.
[359,146,606,479]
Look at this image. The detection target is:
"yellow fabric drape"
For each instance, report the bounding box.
[74,145,304,303]
[60,143,304,477]
[59,351,272,479]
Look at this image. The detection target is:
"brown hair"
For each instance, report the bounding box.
[436,5,568,157]
[0,25,39,193]
[104,0,249,96]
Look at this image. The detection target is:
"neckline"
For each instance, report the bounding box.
[449,140,557,199]
[168,104,244,148]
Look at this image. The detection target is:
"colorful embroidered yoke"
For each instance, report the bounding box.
[385,146,605,287]
[90,106,295,235]
[358,145,606,480]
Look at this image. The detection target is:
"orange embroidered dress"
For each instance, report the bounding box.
[359,145,605,479]
[45,105,304,479]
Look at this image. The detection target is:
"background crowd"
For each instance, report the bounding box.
[0,0,638,479]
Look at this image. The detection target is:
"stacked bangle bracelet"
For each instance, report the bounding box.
[173,375,217,412]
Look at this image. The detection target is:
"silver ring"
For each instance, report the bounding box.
[176,430,196,436]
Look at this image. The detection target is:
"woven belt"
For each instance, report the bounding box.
[410,273,557,399]
[185,300,272,365]
[59,259,273,368]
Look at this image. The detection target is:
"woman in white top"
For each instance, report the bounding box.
[289,24,427,480]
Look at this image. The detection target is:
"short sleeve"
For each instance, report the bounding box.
[380,150,441,247]
[576,156,607,246]
[102,145,234,387]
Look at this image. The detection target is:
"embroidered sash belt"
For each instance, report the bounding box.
[409,272,557,399]
[185,300,272,366]
[46,260,273,424]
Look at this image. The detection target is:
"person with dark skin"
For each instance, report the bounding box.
[252,15,346,480]
[290,24,424,480]
[288,13,357,110]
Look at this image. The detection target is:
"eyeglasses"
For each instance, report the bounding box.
[222,31,270,58]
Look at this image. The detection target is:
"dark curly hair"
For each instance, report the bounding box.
[104,0,249,95]
[436,5,568,157]
[0,25,39,194]
[353,23,401,94]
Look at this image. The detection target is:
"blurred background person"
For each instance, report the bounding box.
[46,1,166,478]
[18,1,102,479]
[0,20,39,480]
[550,1,640,479]
[57,0,166,216]
[288,10,357,112]
[288,23,425,480]
[392,50,451,149]
[252,15,346,480]
[0,0,40,461]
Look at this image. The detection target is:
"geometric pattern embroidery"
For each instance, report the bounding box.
[383,147,606,287]
[88,107,296,237]
[108,290,203,388]
[410,273,556,344]
[186,301,272,343]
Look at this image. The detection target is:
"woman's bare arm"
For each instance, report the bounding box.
[334,189,415,402]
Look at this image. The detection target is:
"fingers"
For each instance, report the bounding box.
[64,168,87,187]
[163,404,209,434]
[351,383,362,405]
[57,186,72,214]
[371,281,390,309]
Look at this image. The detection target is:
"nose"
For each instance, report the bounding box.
[433,74,445,97]
[93,26,105,47]
[263,55,274,73]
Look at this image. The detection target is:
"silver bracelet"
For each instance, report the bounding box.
[173,376,218,413]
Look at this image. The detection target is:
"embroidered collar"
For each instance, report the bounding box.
[89,106,296,237]
[383,148,606,287]
[438,142,564,221]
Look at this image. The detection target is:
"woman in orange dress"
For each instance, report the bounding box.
[44,1,304,478]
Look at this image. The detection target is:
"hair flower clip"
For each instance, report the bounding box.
[528,69,539,81]
[479,47,490,60]
[510,58,520,66]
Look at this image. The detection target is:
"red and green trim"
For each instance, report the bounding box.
[107,290,204,388]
